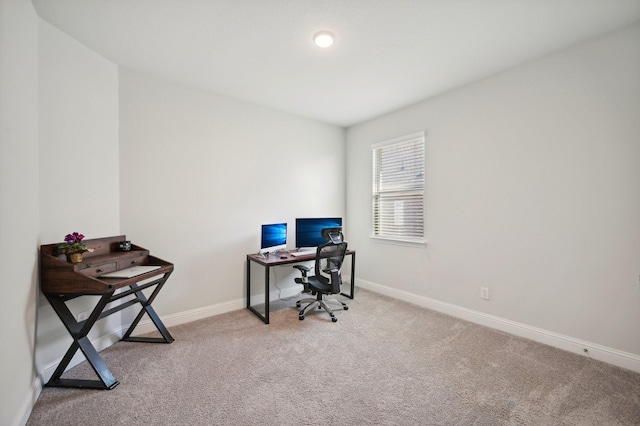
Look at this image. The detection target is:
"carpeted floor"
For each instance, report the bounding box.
[27,289,640,425]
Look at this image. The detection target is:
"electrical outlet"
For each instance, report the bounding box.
[77,311,89,322]
[480,286,490,300]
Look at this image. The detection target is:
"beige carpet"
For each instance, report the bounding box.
[27,289,640,425]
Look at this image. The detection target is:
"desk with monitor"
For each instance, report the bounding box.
[246,249,356,324]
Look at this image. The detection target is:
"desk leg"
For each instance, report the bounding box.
[45,292,120,390]
[341,251,356,299]
[246,257,269,324]
[122,277,174,343]
[264,266,270,324]
[246,257,251,310]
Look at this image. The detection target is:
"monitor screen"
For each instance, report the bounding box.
[260,223,287,253]
[295,218,342,249]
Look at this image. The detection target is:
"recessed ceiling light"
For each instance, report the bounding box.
[313,31,335,48]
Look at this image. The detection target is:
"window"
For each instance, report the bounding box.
[372,132,425,244]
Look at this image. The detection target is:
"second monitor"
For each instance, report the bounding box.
[295,217,342,249]
[260,222,287,254]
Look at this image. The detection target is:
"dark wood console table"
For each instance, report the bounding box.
[40,235,174,390]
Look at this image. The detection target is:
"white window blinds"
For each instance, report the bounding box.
[372,132,425,243]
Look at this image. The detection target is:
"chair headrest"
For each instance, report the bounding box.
[321,227,343,243]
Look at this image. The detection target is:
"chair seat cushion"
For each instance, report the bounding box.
[308,277,336,294]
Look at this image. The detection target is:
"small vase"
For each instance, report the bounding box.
[68,252,83,263]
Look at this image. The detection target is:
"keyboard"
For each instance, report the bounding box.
[290,251,314,257]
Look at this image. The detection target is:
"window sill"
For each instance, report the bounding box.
[369,235,427,248]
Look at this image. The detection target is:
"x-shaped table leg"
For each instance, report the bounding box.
[45,291,119,390]
[121,278,174,343]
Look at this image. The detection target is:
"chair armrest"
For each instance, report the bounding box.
[293,265,310,274]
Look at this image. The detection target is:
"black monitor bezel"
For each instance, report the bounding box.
[295,217,342,249]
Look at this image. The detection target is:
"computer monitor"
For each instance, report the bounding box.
[295,217,342,249]
[260,223,287,254]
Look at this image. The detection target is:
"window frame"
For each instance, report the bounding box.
[370,131,426,247]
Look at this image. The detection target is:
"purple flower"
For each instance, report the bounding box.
[58,231,89,256]
[64,232,85,244]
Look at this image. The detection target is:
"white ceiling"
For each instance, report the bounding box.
[32,0,640,127]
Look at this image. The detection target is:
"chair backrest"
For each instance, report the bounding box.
[314,241,348,294]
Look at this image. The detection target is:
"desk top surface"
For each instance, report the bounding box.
[247,249,355,266]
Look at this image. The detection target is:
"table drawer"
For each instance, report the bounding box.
[117,257,147,269]
[80,262,117,277]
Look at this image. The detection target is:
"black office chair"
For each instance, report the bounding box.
[293,227,344,293]
[293,239,349,322]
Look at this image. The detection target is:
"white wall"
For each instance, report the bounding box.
[36,19,120,385]
[347,24,640,364]
[119,69,346,319]
[0,1,39,425]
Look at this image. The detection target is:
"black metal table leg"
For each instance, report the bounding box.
[122,278,174,343]
[45,292,120,390]
[246,256,269,324]
[341,251,356,299]
[246,256,251,310]
[44,273,176,389]
[264,265,270,324]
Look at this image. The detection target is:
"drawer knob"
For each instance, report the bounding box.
[131,260,137,265]
[96,269,103,273]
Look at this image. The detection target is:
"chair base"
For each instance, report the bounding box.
[296,296,348,322]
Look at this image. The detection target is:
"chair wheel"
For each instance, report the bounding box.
[296,303,301,308]
[299,315,304,320]
[331,317,338,322]
[344,306,349,310]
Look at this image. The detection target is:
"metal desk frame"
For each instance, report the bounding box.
[246,250,356,324]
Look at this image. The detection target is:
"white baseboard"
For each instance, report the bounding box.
[126,297,245,336]
[13,378,41,426]
[356,278,640,374]
[131,286,303,335]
